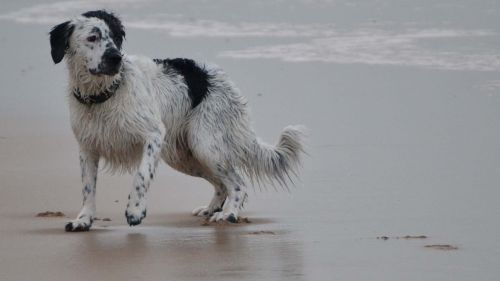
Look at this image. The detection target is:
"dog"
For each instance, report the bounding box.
[49,10,306,231]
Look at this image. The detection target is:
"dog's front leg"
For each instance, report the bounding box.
[65,149,99,232]
[125,129,165,226]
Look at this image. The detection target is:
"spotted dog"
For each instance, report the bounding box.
[49,10,306,232]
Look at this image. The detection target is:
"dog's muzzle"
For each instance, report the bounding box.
[90,48,122,76]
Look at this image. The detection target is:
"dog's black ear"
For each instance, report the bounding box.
[49,21,75,64]
[82,10,126,49]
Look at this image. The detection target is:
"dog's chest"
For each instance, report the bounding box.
[71,103,146,167]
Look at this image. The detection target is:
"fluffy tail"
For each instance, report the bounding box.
[242,125,307,188]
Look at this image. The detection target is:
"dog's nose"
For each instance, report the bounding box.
[103,48,122,64]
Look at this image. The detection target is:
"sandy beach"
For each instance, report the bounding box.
[1,1,500,280]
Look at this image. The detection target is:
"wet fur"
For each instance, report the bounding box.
[50,10,306,231]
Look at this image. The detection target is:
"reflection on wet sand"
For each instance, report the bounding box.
[43,214,305,281]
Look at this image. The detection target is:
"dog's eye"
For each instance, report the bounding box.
[87,35,98,42]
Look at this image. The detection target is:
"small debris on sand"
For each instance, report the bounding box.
[424,244,458,250]
[94,217,111,221]
[36,211,65,217]
[114,200,119,203]
[240,217,251,223]
[201,217,251,226]
[377,235,427,240]
[401,235,427,239]
[248,230,276,235]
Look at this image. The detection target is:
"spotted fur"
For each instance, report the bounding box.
[49,10,307,231]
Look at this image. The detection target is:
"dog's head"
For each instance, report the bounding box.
[49,10,126,76]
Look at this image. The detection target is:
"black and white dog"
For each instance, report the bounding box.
[49,10,306,231]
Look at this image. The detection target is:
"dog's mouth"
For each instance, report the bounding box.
[89,64,121,76]
[88,68,102,75]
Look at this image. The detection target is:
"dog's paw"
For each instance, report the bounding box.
[65,215,93,232]
[209,211,238,223]
[191,206,222,217]
[192,206,210,216]
[125,202,147,226]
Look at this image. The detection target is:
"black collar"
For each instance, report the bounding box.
[72,76,122,105]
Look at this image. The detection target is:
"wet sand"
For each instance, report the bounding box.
[1,1,500,280]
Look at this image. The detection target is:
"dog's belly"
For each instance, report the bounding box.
[161,145,209,179]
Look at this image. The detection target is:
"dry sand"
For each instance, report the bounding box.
[1,1,500,281]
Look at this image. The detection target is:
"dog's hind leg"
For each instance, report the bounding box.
[125,128,166,226]
[208,165,247,223]
[188,144,247,222]
[65,149,99,232]
[191,178,227,217]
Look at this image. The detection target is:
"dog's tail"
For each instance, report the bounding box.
[241,125,307,188]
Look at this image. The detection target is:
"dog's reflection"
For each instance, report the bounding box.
[76,215,304,281]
